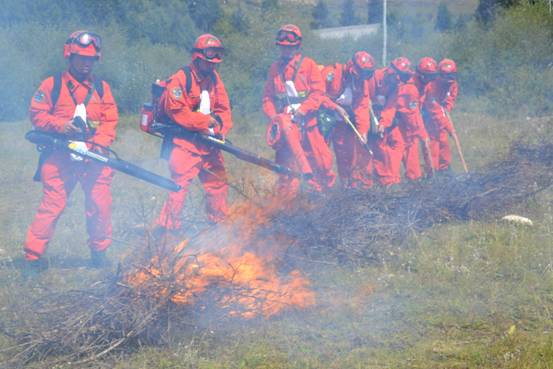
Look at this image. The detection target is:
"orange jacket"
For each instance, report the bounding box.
[29,71,118,148]
[395,78,426,136]
[262,53,324,128]
[321,63,371,136]
[423,79,458,111]
[161,63,233,155]
[413,74,429,97]
[367,68,398,129]
[422,79,459,131]
[370,71,425,137]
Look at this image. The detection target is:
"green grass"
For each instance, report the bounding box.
[1,112,553,368]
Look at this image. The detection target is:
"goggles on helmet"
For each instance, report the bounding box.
[194,47,224,62]
[204,47,224,60]
[420,71,438,81]
[276,31,301,43]
[68,31,102,50]
[441,72,457,81]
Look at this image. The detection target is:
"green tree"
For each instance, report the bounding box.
[115,1,198,48]
[311,0,331,29]
[341,0,357,26]
[476,0,520,24]
[476,0,498,23]
[435,1,452,32]
[231,7,250,34]
[454,14,470,31]
[261,0,279,12]
[187,0,222,32]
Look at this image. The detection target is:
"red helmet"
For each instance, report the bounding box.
[439,58,457,80]
[348,51,375,79]
[417,57,438,74]
[63,30,102,59]
[390,57,412,74]
[439,58,457,73]
[389,57,413,82]
[192,34,224,63]
[276,24,302,46]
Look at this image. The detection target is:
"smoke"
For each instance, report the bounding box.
[2,1,553,367]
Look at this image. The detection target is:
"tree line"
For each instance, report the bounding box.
[0,0,551,121]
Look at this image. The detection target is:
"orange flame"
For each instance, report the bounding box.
[125,197,316,318]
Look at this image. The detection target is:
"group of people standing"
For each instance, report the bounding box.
[263,24,459,198]
[22,24,458,274]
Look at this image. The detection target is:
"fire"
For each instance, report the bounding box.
[125,197,316,319]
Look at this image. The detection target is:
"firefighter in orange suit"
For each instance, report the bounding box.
[367,64,405,186]
[414,57,438,96]
[262,24,335,198]
[321,51,375,189]
[379,57,433,182]
[422,58,459,172]
[25,30,118,271]
[155,34,232,231]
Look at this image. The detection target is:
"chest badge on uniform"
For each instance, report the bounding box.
[88,120,100,129]
[34,90,45,102]
[172,87,183,99]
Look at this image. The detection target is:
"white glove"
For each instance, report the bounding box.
[68,141,89,161]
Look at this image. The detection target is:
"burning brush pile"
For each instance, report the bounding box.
[125,200,316,320]
[3,137,553,367]
[1,200,318,368]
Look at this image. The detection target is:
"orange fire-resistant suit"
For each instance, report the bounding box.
[394,75,432,181]
[367,68,405,186]
[25,71,118,260]
[155,64,232,230]
[262,53,335,197]
[422,79,459,171]
[321,63,373,189]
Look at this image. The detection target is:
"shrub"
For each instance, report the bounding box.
[448,2,553,116]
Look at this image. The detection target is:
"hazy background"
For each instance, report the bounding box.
[1,1,553,368]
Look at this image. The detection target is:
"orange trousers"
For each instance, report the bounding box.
[402,132,433,181]
[372,127,404,186]
[24,152,114,260]
[331,122,373,189]
[268,114,335,198]
[427,124,451,171]
[156,146,228,230]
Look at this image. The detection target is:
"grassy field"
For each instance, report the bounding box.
[1,109,553,368]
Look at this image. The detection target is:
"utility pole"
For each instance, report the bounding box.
[382,0,387,66]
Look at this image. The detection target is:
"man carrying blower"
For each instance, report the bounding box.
[25,30,118,273]
[153,34,233,232]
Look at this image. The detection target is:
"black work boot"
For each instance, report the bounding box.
[90,250,111,268]
[22,258,48,279]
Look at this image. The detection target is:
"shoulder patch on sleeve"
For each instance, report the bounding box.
[34,90,45,102]
[172,87,183,99]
